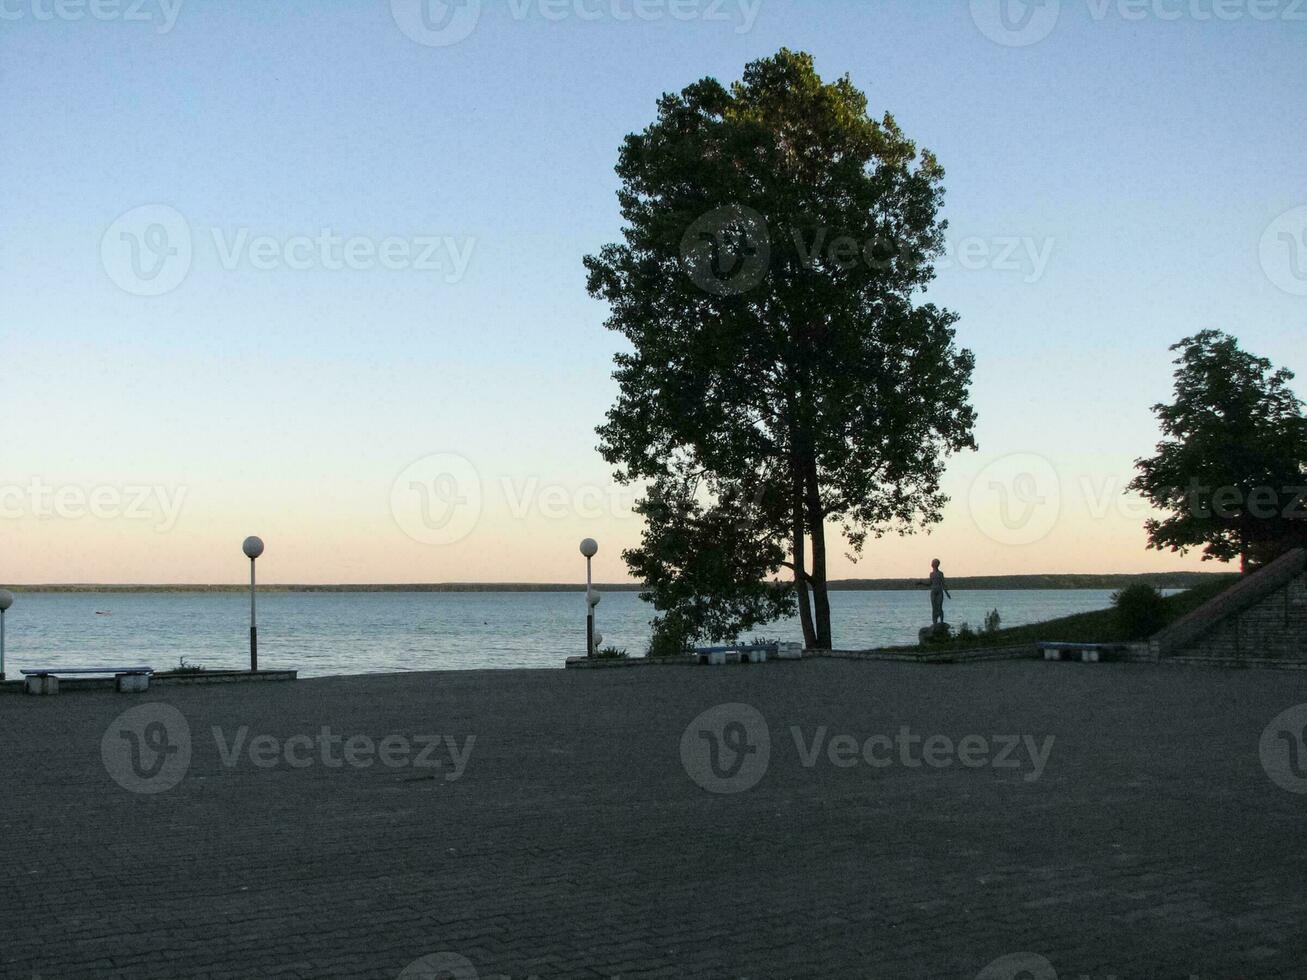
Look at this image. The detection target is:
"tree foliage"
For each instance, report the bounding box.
[584,50,976,648]
[1129,330,1307,567]
[626,475,795,645]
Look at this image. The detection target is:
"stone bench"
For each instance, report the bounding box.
[21,666,154,695]
[692,642,802,665]
[695,644,769,665]
[1038,642,1126,664]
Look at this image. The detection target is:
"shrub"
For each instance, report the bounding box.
[919,623,952,645]
[983,608,1001,634]
[1112,584,1168,639]
[174,657,206,674]
[647,613,694,658]
[596,646,628,660]
[957,623,975,642]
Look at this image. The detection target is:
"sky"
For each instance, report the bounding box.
[1,0,1304,585]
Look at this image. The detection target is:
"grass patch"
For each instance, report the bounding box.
[901,576,1239,652]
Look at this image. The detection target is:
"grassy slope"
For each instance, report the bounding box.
[906,575,1240,651]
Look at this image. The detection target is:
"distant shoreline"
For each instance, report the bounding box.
[2,572,1230,594]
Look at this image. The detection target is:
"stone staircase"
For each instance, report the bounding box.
[1147,548,1307,667]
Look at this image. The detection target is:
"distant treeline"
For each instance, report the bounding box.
[828,572,1233,591]
[8,573,1230,594]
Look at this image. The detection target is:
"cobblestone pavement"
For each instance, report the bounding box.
[3,659,1307,979]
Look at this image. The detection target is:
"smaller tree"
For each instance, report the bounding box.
[1130,331,1307,569]
[626,474,795,646]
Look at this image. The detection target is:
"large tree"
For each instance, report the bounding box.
[1130,330,1307,570]
[584,50,976,649]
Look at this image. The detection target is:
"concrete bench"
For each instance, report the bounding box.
[694,644,771,665]
[692,643,802,665]
[21,666,154,695]
[1038,643,1125,664]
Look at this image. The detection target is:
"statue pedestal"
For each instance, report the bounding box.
[918,623,952,645]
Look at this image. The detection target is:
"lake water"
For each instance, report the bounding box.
[0,589,1127,678]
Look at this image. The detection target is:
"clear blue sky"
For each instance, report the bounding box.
[2,0,1304,583]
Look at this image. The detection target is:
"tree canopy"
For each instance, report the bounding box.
[1130,330,1307,568]
[584,49,976,649]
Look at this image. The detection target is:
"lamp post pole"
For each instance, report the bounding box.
[588,588,602,656]
[580,538,598,658]
[243,537,264,671]
[0,590,12,681]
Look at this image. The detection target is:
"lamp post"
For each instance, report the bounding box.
[579,538,598,657]
[243,536,264,671]
[0,590,12,681]
[588,590,602,655]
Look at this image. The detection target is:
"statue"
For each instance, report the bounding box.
[928,558,951,625]
[917,559,953,644]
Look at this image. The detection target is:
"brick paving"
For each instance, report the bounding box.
[2,659,1307,979]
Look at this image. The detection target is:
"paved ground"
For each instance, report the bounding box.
[3,659,1307,979]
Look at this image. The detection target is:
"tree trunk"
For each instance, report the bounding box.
[792,465,817,648]
[804,459,832,650]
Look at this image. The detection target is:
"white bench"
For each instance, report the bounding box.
[21,666,154,695]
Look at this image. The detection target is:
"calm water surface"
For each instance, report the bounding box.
[0,590,1128,678]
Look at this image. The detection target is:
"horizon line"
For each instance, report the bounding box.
[0,571,1232,592]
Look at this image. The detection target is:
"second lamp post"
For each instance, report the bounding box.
[243,536,264,671]
[580,538,599,657]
